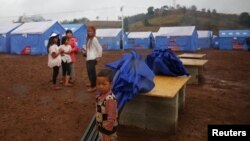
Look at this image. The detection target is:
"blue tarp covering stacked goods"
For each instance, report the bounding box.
[219,30,250,50]
[106,50,155,111]
[0,23,21,53]
[62,24,87,48]
[197,30,212,49]
[127,32,154,49]
[10,21,65,55]
[96,28,128,50]
[155,26,198,52]
[146,49,189,76]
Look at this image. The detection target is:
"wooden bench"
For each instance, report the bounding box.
[119,76,190,133]
[180,58,208,84]
[178,53,206,59]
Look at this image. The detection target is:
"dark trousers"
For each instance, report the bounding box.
[87,60,97,87]
[62,61,71,76]
[52,66,60,85]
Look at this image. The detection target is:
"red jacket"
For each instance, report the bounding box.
[70,37,78,62]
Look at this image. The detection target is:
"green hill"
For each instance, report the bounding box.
[126,9,249,35]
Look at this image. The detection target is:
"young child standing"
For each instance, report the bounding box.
[47,33,62,90]
[59,36,72,87]
[96,69,118,141]
[85,25,102,92]
[66,29,78,83]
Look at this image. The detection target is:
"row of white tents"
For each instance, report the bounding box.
[1,21,250,55]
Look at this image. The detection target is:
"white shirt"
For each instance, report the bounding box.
[48,44,61,68]
[86,37,102,61]
[59,44,72,63]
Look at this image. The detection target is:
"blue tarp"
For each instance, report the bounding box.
[62,24,87,48]
[146,49,189,76]
[219,30,250,50]
[106,51,155,111]
[10,21,65,55]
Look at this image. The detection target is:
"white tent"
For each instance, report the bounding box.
[157,26,196,36]
[96,28,122,37]
[155,26,198,52]
[11,21,58,34]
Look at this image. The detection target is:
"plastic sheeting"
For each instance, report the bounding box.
[146,49,189,76]
[106,51,155,111]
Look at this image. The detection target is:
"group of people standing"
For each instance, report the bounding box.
[47,25,118,141]
[47,29,78,89]
[47,26,103,92]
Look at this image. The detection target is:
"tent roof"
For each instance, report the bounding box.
[62,24,85,33]
[96,28,121,37]
[197,30,212,38]
[0,23,21,34]
[219,30,250,37]
[152,32,158,37]
[128,32,152,38]
[11,21,57,34]
[156,26,196,36]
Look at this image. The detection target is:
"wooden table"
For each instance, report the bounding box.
[119,76,190,133]
[178,53,206,59]
[180,58,208,84]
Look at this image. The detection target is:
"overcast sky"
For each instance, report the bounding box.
[0,0,250,22]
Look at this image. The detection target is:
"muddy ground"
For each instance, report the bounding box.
[0,49,250,141]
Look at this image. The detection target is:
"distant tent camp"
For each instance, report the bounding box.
[155,26,198,52]
[0,23,21,53]
[219,30,250,50]
[62,24,87,48]
[197,30,212,49]
[127,32,154,49]
[96,28,128,50]
[10,21,65,55]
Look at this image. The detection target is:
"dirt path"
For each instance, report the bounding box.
[0,49,250,141]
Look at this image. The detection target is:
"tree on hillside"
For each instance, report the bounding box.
[176,4,181,9]
[190,5,197,11]
[147,6,155,16]
[162,5,169,10]
[239,12,250,27]
[143,19,150,26]
[207,9,211,14]
[201,8,206,13]
[124,17,129,31]
[212,9,217,14]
